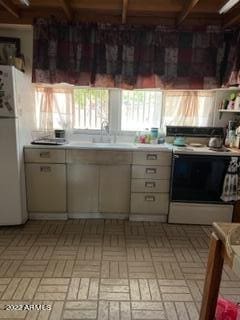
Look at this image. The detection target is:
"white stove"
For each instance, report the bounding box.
[169,145,236,225]
[173,145,240,156]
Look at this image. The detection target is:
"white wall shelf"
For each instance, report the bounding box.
[218,109,240,120]
[218,109,240,113]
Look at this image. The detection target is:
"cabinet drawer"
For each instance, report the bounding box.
[132,165,171,179]
[133,151,172,166]
[131,193,169,214]
[131,179,169,193]
[25,148,65,163]
[67,150,132,165]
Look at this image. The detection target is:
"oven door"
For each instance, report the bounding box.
[171,154,230,203]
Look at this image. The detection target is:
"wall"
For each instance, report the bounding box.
[0,25,33,76]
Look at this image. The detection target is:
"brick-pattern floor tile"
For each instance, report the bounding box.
[99,279,130,301]
[130,279,161,301]
[72,260,101,278]
[131,302,165,319]
[0,219,239,320]
[128,262,155,278]
[103,247,127,261]
[63,301,97,319]
[101,261,128,278]
[98,301,131,320]
[77,246,102,260]
[103,235,126,247]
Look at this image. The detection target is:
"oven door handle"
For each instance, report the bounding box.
[173,154,179,159]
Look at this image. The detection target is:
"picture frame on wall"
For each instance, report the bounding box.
[0,37,20,65]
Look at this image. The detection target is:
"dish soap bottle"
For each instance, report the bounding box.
[158,128,166,144]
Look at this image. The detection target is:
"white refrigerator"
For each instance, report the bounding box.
[0,65,35,225]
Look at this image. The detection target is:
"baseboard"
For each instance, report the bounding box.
[29,211,167,222]
[129,214,167,222]
[29,212,68,220]
[68,212,129,219]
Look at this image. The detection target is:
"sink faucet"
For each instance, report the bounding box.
[100,121,110,142]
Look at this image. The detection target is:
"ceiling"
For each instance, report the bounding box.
[0,0,239,28]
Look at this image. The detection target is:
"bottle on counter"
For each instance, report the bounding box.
[137,129,151,144]
[235,126,240,148]
[224,131,230,147]
[229,130,236,148]
[234,93,240,110]
[158,128,166,144]
[134,131,140,143]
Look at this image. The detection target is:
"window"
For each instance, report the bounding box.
[35,86,216,133]
[74,89,109,130]
[121,90,162,131]
[35,87,109,131]
[35,87,74,131]
[162,91,214,128]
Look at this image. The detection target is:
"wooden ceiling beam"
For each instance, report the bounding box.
[177,0,201,25]
[224,11,240,26]
[122,0,128,23]
[223,1,240,27]
[59,0,72,20]
[0,9,222,26]
[0,0,20,18]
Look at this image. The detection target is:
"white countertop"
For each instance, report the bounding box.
[24,142,172,152]
[24,142,240,156]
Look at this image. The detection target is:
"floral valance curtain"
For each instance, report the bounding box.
[33,17,236,89]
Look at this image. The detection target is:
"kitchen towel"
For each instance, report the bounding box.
[221,157,240,202]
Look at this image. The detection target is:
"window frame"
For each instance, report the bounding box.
[34,85,218,135]
[119,89,163,133]
[72,87,110,133]
[72,89,164,136]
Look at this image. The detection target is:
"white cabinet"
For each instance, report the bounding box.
[130,150,172,221]
[25,163,66,212]
[24,147,171,221]
[24,148,66,214]
[66,150,131,215]
[68,164,99,213]
[99,165,130,213]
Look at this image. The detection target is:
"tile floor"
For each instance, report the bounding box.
[0,219,239,319]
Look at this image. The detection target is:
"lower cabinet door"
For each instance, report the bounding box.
[26,163,66,212]
[67,164,99,213]
[99,165,130,213]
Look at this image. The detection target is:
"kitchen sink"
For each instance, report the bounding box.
[68,141,136,149]
[93,143,135,148]
[68,141,172,150]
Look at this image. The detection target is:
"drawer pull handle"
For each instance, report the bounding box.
[40,166,51,172]
[40,152,50,158]
[145,181,156,188]
[146,168,156,174]
[145,195,155,202]
[147,154,157,160]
